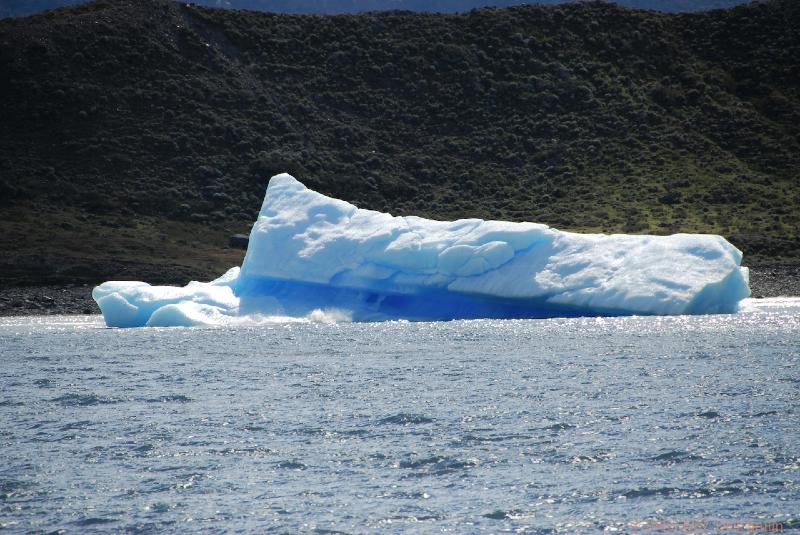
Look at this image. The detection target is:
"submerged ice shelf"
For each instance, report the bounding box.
[94,173,750,327]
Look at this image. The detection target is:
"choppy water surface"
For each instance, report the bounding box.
[1,299,799,533]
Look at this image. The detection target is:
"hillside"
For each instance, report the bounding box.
[189,0,753,13]
[1,0,798,286]
[0,0,755,19]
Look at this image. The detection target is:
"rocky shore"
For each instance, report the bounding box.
[0,285,100,316]
[747,264,800,299]
[1,265,797,317]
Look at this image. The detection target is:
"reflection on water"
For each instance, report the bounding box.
[1,299,798,533]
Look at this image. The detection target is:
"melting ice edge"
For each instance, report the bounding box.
[93,173,750,327]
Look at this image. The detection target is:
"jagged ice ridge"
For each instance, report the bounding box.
[93,173,750,327]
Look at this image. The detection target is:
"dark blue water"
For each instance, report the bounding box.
[1,301,798,533]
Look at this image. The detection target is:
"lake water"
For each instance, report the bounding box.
[1,299,799,533]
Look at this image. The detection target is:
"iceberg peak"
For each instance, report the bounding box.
[267,172,306,193]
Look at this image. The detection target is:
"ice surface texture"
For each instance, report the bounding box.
[94,173,750,327]
[92,268,240,328]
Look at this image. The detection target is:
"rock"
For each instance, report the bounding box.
[229,234,249,250]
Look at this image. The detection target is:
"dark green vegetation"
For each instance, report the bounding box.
[0,0,754,19]
[1,0,798,285]
[195,0,752,13]
[224,0,751,12]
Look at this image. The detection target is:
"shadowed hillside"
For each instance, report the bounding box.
[0,0,755,19]
[1,0,798,285]
[191,0,753,13]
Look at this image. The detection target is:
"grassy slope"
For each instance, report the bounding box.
[0,0,798,285]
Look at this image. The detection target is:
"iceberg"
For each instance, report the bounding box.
[93,173,750,327]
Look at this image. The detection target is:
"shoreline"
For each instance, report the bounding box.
[1,265,798,317]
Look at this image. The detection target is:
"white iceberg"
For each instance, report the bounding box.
[93,173,750,327]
